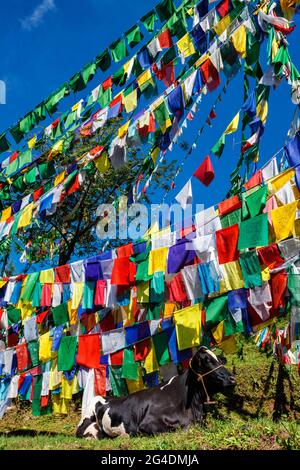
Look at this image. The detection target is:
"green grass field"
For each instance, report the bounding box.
[0,341,299,450]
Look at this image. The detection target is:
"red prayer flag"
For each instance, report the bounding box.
[16,343,31,371]
[102,76,112,91]
[257,244,284,270]
[41,283,52,307]
[166,273,188,302]
[216,0,231,18]
[10,151,19,163]
[118,243,134,258]
[158,28,173,48]
[55,265,71,283]
[193,155,215,187]
[94,366,107,396]
[218,195,241,216]
[134,338,151,361]
[200,59,220,92]
[216,224,240,264]
[77,334,101,369]
[110,349,124,365]
[94,280,106,306]
[33,186,44,202]
[244,170,262,190]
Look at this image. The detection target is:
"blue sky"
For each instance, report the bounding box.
[0,0,299,211]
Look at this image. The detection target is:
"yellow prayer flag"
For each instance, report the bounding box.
[50,139,64,155]
[280,0,298,20]
[271,200,298,242]
[71,282,84,310]
[270,168,295,193]
[94,151,110,174]
[52,396,70,415]
[256,100,268,124]
[39,332,53,362]
[271,36,279,62]
[144,340,159,373]
[49,358,62,390]
[39,268,55,284]
[212,320,225,344]
[231,25,247,58]
[61,375,75,399]
[136,282,150,303]
[164,303,176,318]
[224,112,240,135]
[148,247,168,275]
[214,14,231,36]
[54,171,66,186]
[18,202,34,229]
[0,280,7,289]
[151,147,160,164]
[122,88,138,113]
[118,120,130,138]
[220,261,244,291]
[143,221,160,240]
[67,299,78,326]
[28,135,37,149]
[137,69,153,90]
[174,304,201,351]
[126,369,146,394]
[177,33,196,58]
[1,206,12,222]
[261,266,271,282]
[72,101,81,112]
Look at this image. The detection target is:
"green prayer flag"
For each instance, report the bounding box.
[109,37,128,62]
[221,209,242,228]
[82,282,95,310]
[146,304,162,320]
[245,185,268,218]
[156,0,176,22]
[38,161,55,179]
[167,11,187,39]
[82,62,97,85]
[31,282,42,307]
[141,10,158,32]
[152,332,170,366]
[150,272,165,303]
[58,336,77,371]
[95,49,111,71]
[98,86,112,109]
[153,100,171,130]
[21,272,40,302]
[45,85,68,115]
[273,46,290,76]
[238,213,268,250]
[24,167,37,184]
[246,32,260,66]
[19,114,35,134]
[5,158,19,177]
[28,340,39,367]
[7,308,21,326]
[239,251,263,289]
[126,25,143,48]
[64,110,77,129]
[132,249,152,282]
[112,67,127,87]
[19,150,32,169]
[211,134,225,158]
[224,313,244,337]
[287,270,300,306]
[52,303,69,326]
[35,103,47,123]
[69,72,86,92]
[109,366,128,397]
[122,348,139,380]
[32,374,43,416]
[10,211,22,236]
[205,295,228,330]
[0,132,10,152]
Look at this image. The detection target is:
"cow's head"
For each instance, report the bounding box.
[189,346,236,399]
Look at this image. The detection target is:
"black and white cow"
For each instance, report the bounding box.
[76,346,236,439]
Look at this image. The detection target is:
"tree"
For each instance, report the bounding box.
[11,117,178,268]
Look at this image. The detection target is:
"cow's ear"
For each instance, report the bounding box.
[217,355,227,365]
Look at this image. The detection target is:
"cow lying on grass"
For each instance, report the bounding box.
[76,346,236,439]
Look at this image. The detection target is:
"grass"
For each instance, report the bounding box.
[0,340,299,450]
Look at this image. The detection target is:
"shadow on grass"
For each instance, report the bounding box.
[0,429,71,437]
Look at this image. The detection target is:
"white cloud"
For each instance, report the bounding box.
[20,0,56,31]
